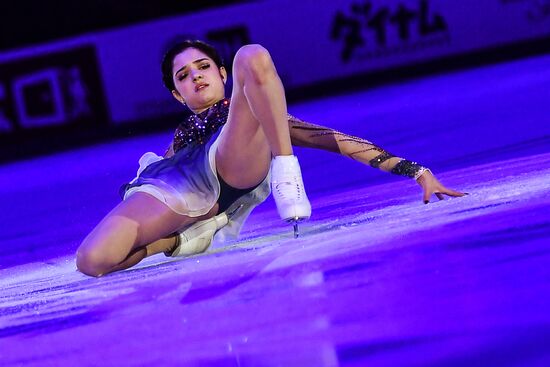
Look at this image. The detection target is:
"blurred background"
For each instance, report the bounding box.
[0,0,549,162]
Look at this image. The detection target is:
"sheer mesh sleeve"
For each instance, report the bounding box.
[288,113,429,179]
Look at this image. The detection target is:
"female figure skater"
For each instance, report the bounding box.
[76,40,464,277]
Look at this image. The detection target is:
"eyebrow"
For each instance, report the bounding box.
[174,58,209,76]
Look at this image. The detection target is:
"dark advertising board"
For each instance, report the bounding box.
[0,46,108,161]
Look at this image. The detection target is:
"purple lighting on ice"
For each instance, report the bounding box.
[1,48,550,366]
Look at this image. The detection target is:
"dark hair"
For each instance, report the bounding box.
[161,39,224,91]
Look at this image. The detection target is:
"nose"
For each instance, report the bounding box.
[192,70,203,82]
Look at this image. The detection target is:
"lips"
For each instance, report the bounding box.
[195,83,209,92]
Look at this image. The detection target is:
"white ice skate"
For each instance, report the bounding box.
[169,213,227,257]
[270,155,311,238]
[168,205,241,257]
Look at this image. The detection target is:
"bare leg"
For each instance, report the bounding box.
[216,44,311,231]
[216,44,293,188]
[104,236,177,274]
[76,193,216,277]
[105,247,148,274]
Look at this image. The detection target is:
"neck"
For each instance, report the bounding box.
[191,106,210,114]
[190,97,226,115]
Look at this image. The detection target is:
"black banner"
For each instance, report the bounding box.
[0,45,108,161]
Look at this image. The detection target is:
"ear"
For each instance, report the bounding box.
[172,90,185,104]
[220,67,228,84]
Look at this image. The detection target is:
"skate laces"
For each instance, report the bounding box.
[271,155,311,225]
[274,174,304,201]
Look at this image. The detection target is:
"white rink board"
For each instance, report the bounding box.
[0,0,548,125]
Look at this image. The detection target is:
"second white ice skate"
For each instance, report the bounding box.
[270,155,311,238]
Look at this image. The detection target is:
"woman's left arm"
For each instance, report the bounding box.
[288,114,466,203]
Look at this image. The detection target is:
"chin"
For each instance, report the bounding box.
[206,93,224,103]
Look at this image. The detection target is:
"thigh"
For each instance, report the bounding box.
[215,76,271,189]
[81,193,208,258]
[106,192,198,246]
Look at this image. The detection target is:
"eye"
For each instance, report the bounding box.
[199,63,210,70]
[177,73,187,81]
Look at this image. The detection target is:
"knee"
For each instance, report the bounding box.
[76,244,112,277]
[234,44,276,84]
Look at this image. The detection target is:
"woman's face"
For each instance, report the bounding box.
[171,47,227,113]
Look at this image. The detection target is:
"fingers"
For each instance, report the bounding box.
[441,188,467,197]
[424,191,445,203]
[424,188,468,204]
[419,172,468,204]
[423,189,431,204]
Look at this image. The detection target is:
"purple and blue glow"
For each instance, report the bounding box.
[1,50,549,365]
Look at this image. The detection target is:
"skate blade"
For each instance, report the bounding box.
[285,216,309,238]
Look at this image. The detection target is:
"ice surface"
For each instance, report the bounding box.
[1,54,550,366]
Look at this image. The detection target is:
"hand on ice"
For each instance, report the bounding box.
[416,170,466,204]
